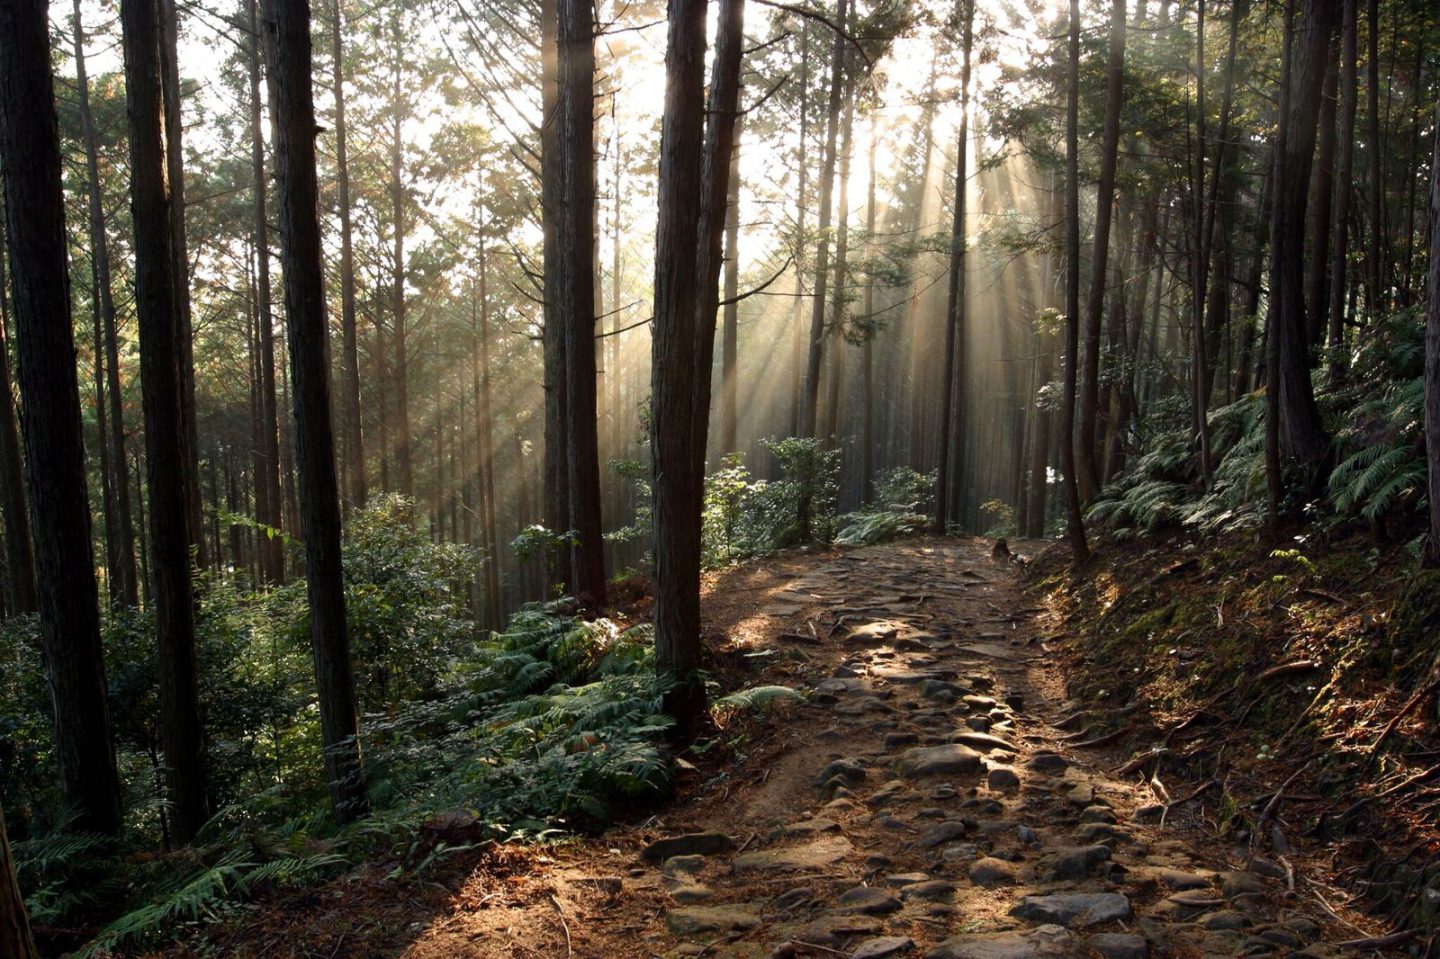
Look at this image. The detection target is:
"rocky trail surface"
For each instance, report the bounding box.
[288,539,1393,958]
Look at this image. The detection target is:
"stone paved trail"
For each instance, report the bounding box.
[631,539,1355,959]
[392,538,1382,959]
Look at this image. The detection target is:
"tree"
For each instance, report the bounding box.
[651,0,744,733]
[72,0,140,609]
[934,0,973,533]
[0,0,123,836]
[1423,100,1440,567]
[1060,0,1089,564]
[249,0,285,584]
[1076,0,1126,500]
[265,0,370,823]
[557,0,607,605]
[1267,0,1335,481]
[1326,0,1359,381]
[0,805,37,959]
[800,0,849,438]
[120,0,209,844]
[330,0,367,509]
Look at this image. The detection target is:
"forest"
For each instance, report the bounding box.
[1,0,1440,952]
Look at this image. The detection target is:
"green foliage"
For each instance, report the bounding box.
[874,466,935,513]
[834,509,927,545]
[1328,378,1426,522]
[703,453,753,566]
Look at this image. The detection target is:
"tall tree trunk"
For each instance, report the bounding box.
[0,230,36,617]
[0,806,36,959]
[389,13,413,499]
[860,114,877,502]
[1364,0,1383,317]
[1061,0,1090,564]
[790,25,809,437]
[1077,0,1127,500]
[331,0,365,509]
[250,0,285,584]
[822,88,854,445]
[265,0,370,822]
[0,0,123,836]
[800,0,848,438]
[476,227,502,629]
[73,0,139,608]
[120,0,209,845]
[1187,0,1215,483]
[158,0,205,570]
[1306,58,1337,350]
[557,0,607,605]
[540,0,572,591]
[1327,0,1358,381]
[1269,0,1335,479]
[934,0,973,533]
[651,0,743,734]
[720,133,741,456]
[1424,99,1440,566]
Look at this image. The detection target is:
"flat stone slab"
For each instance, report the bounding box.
[1009,893,1132,928]
[952,732,1017,753]
[642,831,734,863]
[847,621,905,644]
[665,904,761,935]
[894,744,983,778]
[733,834,853,871]
[835,886,903,915]
[928,924,1080,959]
[853,936,915,959]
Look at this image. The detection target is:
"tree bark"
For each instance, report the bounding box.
[0,231,35,617]
[1061,0,1089,564]
[121,0,209,845]
[0,0,123,836]
[1327,0,1358,381]
[158,0,205,570]
[389,11,414,500]
[934,0,973,533]
[1268,0,1335,478]
[264,0,370,822]
[476,227,503,629]
[1077,0,1126,501]
[250,0,285,585]
[800,0,848,438]
[331,0,365,509]
[557,0,607,605]
[720,133,741,456]
[651,0,744,734]
[822,88,854,445]
[73,0,139,608]
[1425,99,1440,566]
[540,0,572,591]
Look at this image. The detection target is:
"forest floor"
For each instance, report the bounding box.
[189,536,1411,958]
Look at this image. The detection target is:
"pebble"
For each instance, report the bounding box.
[1009,892,1133,928]
[851,937,914,959]
[834,886,903,915]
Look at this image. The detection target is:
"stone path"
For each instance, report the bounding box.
[637,539,1353,959]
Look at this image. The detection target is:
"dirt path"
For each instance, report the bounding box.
[381,539,1376,958]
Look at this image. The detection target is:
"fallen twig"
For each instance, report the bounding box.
[1258,659,1319,682]
[549,894,573,958]
[1364,677,1440,772]
[1335,929,1420,950]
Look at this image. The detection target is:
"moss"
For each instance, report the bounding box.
[1390,568,1440,677]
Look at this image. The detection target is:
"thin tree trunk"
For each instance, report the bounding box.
[720,133,741,456]
[250,0,285,584]
[477,229,502,628]
[121,0,209,844]
[1306,57,1337,350]
[73,0,138,608]
[801,0,848,438]
[1077,0,1127,500]
[1424,99,1440,565]
[540,0,572,589]
[1061,0,1089,564]
[264,0,369,823]
[790,25,810,437]
[934,0,973,533]
[331,0,365,509]
[159,0,205,570]
[389,13,413,499]
[822,88,854,445]
[1327,0,1358,381]
[861,113,877,502]
[1365,0,1383,316]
